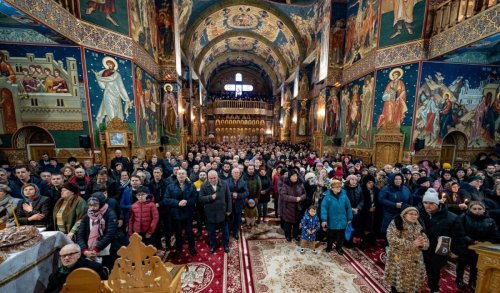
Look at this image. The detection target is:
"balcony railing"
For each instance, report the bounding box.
[208,100,273,111]
[52,0,79,17]
[431,0,497,35]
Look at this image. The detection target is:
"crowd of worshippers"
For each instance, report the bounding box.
[0,143,499,292]
[207,92,269,102]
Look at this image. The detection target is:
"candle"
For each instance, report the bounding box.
[10,202,20,228]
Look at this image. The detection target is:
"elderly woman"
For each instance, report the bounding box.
[384,207,429,293]
[53,182,87,241]
[15,183,50,227]
[321,179,352,255]
[279,170,306,242]
[343,174,365,246]
[78,193,118,270]
[0,184,20,227]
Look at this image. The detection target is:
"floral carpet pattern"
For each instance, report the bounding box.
[159,231,245,293]
[343,245,471,293]
[247,238,376,293]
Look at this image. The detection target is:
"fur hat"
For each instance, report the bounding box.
[61,182,79,195]
[304,172,316,181]
[422,188,440,205]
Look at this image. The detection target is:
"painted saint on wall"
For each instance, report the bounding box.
[376,67,408,129]
[92,57,133,128]
[81,0,129,35]
[162,83,178,136]
[378,0,425,48]
[324,91,340,137]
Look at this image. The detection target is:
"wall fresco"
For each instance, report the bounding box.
[79,0,130,36]
[134,65,160,146]
[130,0,158,60]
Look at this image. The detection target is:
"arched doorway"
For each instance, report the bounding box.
[12,126,55,160]
[440,131,468,167]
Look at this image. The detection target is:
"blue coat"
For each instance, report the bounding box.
[378,174,412,234]
[300,212,320,241]
[226,178,249,213]
[321,189,353,230]
[163,180,198,220]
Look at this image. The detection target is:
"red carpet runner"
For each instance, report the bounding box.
[159,231,245,293]
[343,245,471,293]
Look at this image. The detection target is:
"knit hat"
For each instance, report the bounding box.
[417,177,430,185]
[280,168,289,176]
[401,168,411,175]
[422,188,440,205]
[442,163,451,170]
[304,172,316,181]
[61,182,79,195]
[400,206,419,217]
[345,174,358,182]
[87,192,106,208]
[248,199,255,206]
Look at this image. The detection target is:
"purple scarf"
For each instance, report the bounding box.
[87,203,108,250]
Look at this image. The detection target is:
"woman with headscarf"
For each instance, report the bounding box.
[441,182,468,215]
[0,184,20,227]
[15,183,50,227]
[432,170,455,193]
[53,182,87,241]
[384,206,429,293]
[279,170,306,242]
[343,174,365,246]
[78,193,118,270]
[321,179,352,255]
[455,201,499,290]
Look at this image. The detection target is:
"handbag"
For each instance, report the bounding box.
[435,236,452,256]
[345,223,354,241]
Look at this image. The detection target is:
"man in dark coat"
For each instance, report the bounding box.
[9,164,48,199]
[45,243,108,293]
[459,176,485,202]
[199,170,232,253]
[418,188,466,293]
[164,169,198,256]
[147,167,172,250]
[110,150,131,172]
[226,168,249,240]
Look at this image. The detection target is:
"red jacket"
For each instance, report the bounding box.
[128,200,159,236]
[272,173,281,199]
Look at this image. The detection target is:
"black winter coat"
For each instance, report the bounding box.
[199,180,232,224]
[78,207,119,252]
[459,210,499,246]
[259,174,272,203]
[164,180,197,220]
[485,194,500,227]
[418,204,466,256]
[45,257,108,293]
[226,178,249,213]
[15,196,51,227]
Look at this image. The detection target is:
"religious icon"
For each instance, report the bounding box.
[85,0,119,27]
[377,68,408,129]
[93,57,133,128]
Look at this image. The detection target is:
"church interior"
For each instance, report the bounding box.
[0,0,499,292]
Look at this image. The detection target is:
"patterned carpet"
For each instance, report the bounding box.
[158,231,245,293]
[343,244,471,293]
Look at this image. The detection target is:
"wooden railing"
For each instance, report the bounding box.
[431,0,497,35]
[52,0,79,17]
[208,100,273,110]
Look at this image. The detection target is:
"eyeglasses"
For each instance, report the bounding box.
[60,251,80,258]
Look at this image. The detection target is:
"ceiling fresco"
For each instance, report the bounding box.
[0,0,72,44]
[198,35,287,82]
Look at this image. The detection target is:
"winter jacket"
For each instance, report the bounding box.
[379,174,412,234]
[198,180,232,224]
[272,173,281,199]
[259,174,272,203]
[244,172,262,200]
[244,205,258,219]
[45,257,107,293]
[485,194,500,227]
[78,207,119,253]
[129,198,159,236]
[147,179,168,207]
[226,177,249,213]
[459,210,499,246]
[442,190,469,215]
[279,178,306,223]
[321,189,353,230]
[15,195,51,227]
[86,180,120,200]
[459,182,485,202]
[68,175,92,199]
[164,180,197,220]
[9,177,47,199]
[300,212,320,241]
[417,204,466,256]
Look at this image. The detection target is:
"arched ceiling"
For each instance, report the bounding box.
[178,0,318,92]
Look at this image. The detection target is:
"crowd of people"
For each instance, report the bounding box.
[207,92,270,102]
[0,142,499,293]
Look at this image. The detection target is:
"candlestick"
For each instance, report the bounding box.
[9,202,20,228]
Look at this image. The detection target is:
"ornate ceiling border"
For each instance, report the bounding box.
[376,39,428,68]
[5,0,160,79]
[428,6,499,59]
[342,51,376,83]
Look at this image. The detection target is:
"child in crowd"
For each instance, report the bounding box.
[128,187,159,246]
[244,199,258,230]
[299,206,320,254]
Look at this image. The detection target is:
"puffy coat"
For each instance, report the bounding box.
[279,178,306,223]
[259,174,272,203]
[128,199,159,236]
[459,210,499,246]
[379,174,412,234]
[485,193,500,227]
[244,172,261,200]
[120,186,151,225]
[226,178,249,213]
[300,211,320,241]
[321,189,353,230]
[164,180,198,220]
[417,204,466,257]
[199,180,232,224]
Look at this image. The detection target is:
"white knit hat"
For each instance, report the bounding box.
[423,188,440,205]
